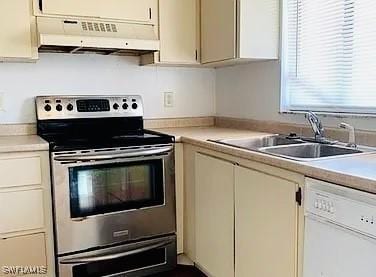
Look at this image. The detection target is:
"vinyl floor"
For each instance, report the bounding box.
[148,265,207,277]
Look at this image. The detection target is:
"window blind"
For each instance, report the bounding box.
[281,0,376,114]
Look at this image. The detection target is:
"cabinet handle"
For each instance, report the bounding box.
[149,8,152,20]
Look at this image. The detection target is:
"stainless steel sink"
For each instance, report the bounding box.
[209,135,373,161]
[212,135,304,150]
[261,143,364,161]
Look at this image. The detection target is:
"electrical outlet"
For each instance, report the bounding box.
[164,92,174,108]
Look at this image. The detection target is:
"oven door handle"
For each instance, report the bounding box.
[54,146,173,162]
[60,240,173,264]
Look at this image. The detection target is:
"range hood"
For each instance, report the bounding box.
[36,17,160,56]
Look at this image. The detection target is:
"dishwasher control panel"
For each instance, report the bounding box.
[305,178,376,238]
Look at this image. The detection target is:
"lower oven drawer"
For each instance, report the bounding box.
[58,235,177,277]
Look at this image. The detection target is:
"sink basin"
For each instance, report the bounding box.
[213,135,304,150]
[261,143,364,161]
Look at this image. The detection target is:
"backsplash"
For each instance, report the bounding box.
[0,53,215,124]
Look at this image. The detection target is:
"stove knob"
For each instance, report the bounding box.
[113,103,119,110]
[56,104,63,112]
[122,103,128,110]
[132,103,138,109]
[44,104,52,112]
[67,104,74,111]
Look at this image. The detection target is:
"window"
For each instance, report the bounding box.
[281,0,376,114]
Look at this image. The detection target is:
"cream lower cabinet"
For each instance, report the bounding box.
[195,153,235,277]
[235,166,299,277]
[0,233,47,275]
[191,150,302,277]
[0,151,54,277]
[175,143,184,254]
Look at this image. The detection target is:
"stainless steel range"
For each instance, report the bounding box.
[36,95,176,277]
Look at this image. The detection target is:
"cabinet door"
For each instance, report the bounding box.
[195,153,234,277]
[0,0,36,60]
[235,166,299,277]
[41,0,157,23]
[201,0,236,63]
[0,189,44,234]
[0,156,41,189]
[159,0,199,64]
[0,233,47,276]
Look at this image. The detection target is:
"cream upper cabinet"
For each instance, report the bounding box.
[159,0,199,64]
[40,0,158,23]
[0,0,37,61]
[141,0,200,65]
[234,166,299,277]
[195,153,234,277]
[201,0,279,65]
[201,0,236,64]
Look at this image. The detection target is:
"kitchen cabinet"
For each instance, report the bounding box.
[175,143,184,254]
[195,153,234,277]
[235,166,299,277]
[39,0,158,24]
[201,0,279,66]
[0,233,47,276]
[183,145,304,277]
[201,0,236,64]
[141,0,200,65]
[0,151,54,277]
[0,189,44,234]
[0,0,38,61]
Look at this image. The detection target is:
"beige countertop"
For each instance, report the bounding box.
[0,135,49,153]
[154,127,376,194]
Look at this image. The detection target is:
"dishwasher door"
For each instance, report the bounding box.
[303,215,376,277]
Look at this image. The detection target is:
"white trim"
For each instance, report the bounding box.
[279,0,290,113]
[279,0,376,117]
[280,110,376,119]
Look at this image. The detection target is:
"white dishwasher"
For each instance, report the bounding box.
[303,178,376,277]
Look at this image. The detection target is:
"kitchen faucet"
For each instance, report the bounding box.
[305,111,326,141]
[304,112,337,144]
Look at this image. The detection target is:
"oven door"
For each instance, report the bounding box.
[51,145,176,255]
[58,235,177,277]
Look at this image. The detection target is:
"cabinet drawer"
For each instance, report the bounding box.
[0,189,44,234]
[0,157,41,189]
[0,233,47,276]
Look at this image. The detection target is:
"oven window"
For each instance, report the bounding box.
[69,159,164,218]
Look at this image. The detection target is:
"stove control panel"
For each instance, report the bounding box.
[36,95,143,120]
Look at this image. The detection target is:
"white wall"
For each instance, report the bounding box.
[216,61,376,131]
[0,53,216,124]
